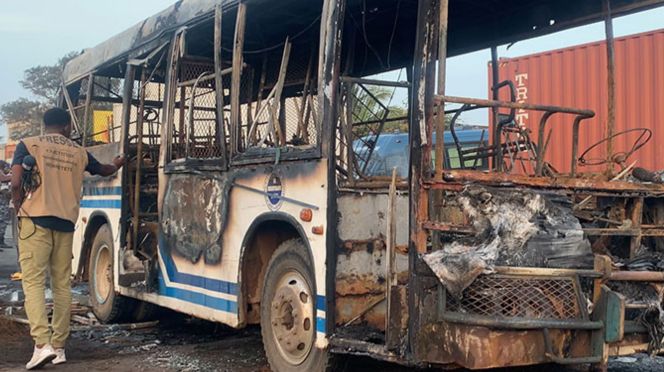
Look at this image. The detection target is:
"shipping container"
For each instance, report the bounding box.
[491,28,664,174]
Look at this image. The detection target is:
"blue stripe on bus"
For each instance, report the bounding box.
[316,317,326,333]
[80,199,121,209]
[158,275,238,314]
[158,239,239,296]
[82,186,123,196]
[316,295,326,312]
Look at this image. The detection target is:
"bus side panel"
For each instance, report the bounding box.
[131,160,329,341]
[73,143,123,280]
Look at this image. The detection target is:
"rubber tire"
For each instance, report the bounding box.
[131,301,160,322]
[260,239,332,372]
[88,224,134,323]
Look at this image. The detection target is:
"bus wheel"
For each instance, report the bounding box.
[261,239,329,372]
[88,224,132,323]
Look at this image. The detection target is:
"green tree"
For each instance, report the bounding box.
[0,52,78,140]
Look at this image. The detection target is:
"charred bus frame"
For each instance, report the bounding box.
[60,0,664,370]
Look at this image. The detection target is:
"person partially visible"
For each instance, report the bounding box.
[11,108,125,370]
[0,160,11,249]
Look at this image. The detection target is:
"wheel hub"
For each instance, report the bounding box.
[94,244,112,304]
[270,271,315,365]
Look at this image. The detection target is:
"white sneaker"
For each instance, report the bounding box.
[52,348,66,365]
[25,344,56,370]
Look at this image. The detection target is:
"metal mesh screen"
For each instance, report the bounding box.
[172,59,224,160]
[446,275,582,320]
[336,75,409,181]
[241,43,319,151]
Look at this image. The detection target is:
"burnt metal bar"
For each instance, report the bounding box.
[231,3,247,154]
[132,67,148,250]
[385,168,398,339]
[493,267,602,278]
[340,76,410,88]
[319,0,346,338]
[434,0,449,180]
[178,66,233,87]
[118,64,137,250]
[491,46,501,171]
[442,312,603,330]
[571,116,584,176]
[609,271,664,281]
[535,111,555,176]
[436,96,594,116]
[62,83,82,135]
[440,170,664,193]
[409,0,438,360]
[82,73,94,146]
[214,4,228,168]
[604,0,616,172]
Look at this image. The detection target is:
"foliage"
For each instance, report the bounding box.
[0,52,78,141]
[0,99,46,140]
[20,52,79,104]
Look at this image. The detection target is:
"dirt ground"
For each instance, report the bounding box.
[2,227,664,372]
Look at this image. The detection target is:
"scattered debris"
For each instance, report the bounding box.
[423,186,592,297]
[614,356,638,363]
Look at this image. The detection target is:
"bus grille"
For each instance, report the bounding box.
[446,275,582,320]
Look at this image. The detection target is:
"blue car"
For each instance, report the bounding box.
[353,129,489,178]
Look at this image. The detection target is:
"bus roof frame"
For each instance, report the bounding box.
[63,0,664,85]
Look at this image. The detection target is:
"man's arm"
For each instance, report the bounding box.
[86,153,126,177]
[11,164,24,210]
[10,141,29,209]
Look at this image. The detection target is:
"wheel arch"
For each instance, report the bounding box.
[237,212,315,327]
[77,211,112,281]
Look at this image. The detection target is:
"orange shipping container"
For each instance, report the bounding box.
[491,28,664,173]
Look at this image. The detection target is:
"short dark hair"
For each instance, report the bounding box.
[43,108,71,128]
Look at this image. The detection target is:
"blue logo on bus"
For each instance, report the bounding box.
[265,174,284,211]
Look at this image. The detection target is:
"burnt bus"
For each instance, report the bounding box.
[60,0,664,370]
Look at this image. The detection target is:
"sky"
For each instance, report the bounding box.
[0,1,663,140]
[0,0,175,140]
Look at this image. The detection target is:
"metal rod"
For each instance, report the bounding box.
[571,115,584,176]
[604,0,616,173]
[231,3,247,154]
[340,76,410,88]
[385,168,398,334]
[493,266,602,278]
[436,96,595,116]
[491,46,501,171]
[178,66,233,87]
[132,67,148,249]
[434,0,449,180]
[214,4,228,168]
[609,271,664,281]
[62,83,82,135]
[82,73,94,146]
[442,312,603,330]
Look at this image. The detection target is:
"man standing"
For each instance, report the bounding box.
[0,160,11,249]
[11,108,125,370]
